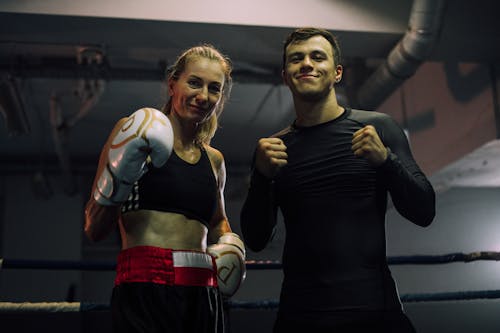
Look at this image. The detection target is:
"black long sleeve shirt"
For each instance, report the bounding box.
[240,108,435,319]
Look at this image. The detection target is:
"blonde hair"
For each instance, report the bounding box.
[163,44,233,145]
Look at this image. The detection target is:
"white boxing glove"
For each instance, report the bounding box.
[207,233,246,297]
[94,107,174,205]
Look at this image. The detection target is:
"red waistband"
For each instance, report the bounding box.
[114,246,217,287]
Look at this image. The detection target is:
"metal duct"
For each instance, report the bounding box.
[356,0,446,110]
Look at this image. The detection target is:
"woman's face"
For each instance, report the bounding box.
[169,57,225,124]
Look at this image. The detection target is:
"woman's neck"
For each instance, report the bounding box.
[167,112,199,151]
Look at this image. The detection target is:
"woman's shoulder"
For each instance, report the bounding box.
[203,144,224,168]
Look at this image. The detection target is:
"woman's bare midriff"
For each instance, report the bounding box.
[119,210,208,251]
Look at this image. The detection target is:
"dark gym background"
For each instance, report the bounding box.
[1,1,500,332]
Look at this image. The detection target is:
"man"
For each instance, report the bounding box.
[240,27,435,332]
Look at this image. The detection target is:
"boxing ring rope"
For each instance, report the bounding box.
[4,288,500,313]
[2,251,500,271]
[2,251,500,312]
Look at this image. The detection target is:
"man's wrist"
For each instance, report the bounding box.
[377,147,401,176]
[250,167,275,191]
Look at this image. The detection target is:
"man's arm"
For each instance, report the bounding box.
[240,137,287,251]
[240,170,279,251]
[376,116,436,227]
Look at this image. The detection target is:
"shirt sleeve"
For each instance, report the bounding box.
[240,168,279,252]
[376,115,436,227]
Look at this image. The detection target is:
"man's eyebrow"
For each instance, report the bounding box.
[311,49,328,56]
[287,51,304,59]
[288,49,329,58]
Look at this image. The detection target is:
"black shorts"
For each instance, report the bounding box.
[111,283,224,333]
[273,310,416,333]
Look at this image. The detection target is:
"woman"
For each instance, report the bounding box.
[84,44,245,333]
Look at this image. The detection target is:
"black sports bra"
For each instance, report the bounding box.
[121,148,218,228]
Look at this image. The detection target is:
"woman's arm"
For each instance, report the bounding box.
[84,118,127,241]
[206,147,232,245]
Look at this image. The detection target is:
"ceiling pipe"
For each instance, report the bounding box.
[49,94,77,195]
[0,75,30,135]
[0,61,281,84]
[356,0,446,110]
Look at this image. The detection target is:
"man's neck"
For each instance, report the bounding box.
[293,91,344,127]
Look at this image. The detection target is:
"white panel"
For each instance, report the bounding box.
[0,0,411,33]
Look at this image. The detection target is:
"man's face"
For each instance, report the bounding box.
[283,35,342,101]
